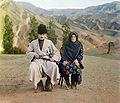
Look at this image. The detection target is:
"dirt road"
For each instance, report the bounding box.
[0,54,119,103]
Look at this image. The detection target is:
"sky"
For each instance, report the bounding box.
[14,0,120,9]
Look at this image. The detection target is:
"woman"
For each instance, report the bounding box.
[61,31,84,89]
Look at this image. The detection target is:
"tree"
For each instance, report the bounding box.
[47,20,57,45]
[2,15,14,54]
[29,16,38,42]
[62,21,71,45]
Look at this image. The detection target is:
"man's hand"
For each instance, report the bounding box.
[34,53,39,59]
[74,59,79,65]
[49,58,55,62]
[63,60,69,66]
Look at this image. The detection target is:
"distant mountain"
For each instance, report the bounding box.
[0,0,120,53]
[18,2,82,15]
[74,13,120,31]
[81,1,120,14]
[53,13,120,37]
[18,2,50,14]
[18,1,120,15]
[18,1,120,37]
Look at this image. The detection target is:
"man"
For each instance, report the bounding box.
[26,24,60,93]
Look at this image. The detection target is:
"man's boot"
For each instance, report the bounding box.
[45,76,52,91]
[35,80,44,93]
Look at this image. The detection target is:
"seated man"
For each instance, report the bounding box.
[26,24,60,93]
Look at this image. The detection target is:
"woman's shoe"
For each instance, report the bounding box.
[65,85,70,90]
[71,74,77,89]
[77,75,82,85]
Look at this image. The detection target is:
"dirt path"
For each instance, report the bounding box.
[0,54,119,103]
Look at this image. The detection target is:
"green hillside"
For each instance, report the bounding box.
[0,0,50,52]
[0,0,120,54]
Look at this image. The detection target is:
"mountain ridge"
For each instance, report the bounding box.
[18,1,120,15]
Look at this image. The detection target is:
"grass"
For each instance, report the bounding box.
[84,48,120,60]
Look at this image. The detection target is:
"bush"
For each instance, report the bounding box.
[12,47,25,54]
[2,47,25,54]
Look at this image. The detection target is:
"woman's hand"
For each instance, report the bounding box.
[49,58,55,62]
[74,59,79,65]
[34,53,39,59]
[63,60,69,65]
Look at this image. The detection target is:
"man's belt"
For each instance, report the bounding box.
[39,56,60,65]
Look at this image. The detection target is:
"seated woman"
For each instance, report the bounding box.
[60,31,84,89]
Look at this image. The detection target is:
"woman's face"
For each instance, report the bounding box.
[71,34,76,42]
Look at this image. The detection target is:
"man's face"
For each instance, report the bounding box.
[38,34,46,40]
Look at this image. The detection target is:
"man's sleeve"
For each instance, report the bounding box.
[26,42,36,62]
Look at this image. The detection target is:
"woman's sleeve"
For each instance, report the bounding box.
[61,46,68,61]
[77,44,83,62]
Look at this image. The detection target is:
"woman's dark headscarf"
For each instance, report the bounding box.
[62,31,82,62]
